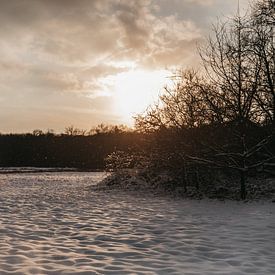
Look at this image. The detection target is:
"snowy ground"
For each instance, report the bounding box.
[0,171,274,275]
[0,167,78,173]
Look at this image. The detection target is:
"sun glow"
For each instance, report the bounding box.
[112,69,171,125]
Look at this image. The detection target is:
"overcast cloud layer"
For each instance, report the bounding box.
[0,0,248,133]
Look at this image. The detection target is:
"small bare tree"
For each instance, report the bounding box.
[64,125,86,136]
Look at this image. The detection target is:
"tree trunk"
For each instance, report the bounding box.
[272,95,275,132]
[240,170,246,200]
[195,166,200,191]
[182,163,188,193]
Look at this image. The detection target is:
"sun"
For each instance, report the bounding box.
[112,69,170,125]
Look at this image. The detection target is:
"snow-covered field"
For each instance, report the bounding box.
[0,171,274,275]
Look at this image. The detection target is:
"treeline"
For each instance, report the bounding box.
[0,125,142,169]
[107,0,275,199]
[1,0,274,199]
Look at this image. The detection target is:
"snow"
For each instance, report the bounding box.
[0,167,78,173]
[0,172,274,274]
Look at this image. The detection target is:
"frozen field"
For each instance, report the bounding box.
[0,171,274,275]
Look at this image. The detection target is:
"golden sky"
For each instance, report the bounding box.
[0,0,248,133]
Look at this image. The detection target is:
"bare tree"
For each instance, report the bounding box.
[197,9,273,199]
[33,129,44,136]
[88,124,131,135]
[200,14,263,126]
[135,70,218,132]
[250,0,275,126]
[64,125,86,136]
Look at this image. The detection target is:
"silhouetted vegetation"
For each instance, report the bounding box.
[105,0,275,200]
[0,125,142,170]
[1,0,274,200]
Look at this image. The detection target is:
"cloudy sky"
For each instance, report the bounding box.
[0,0,249,133]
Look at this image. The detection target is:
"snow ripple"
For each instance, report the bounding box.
[0,172,274,274]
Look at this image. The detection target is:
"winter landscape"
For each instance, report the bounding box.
[0,171,274,275]
[1,0,275,274]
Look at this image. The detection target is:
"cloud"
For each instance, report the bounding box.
[0,0,204,66]
[0,0,249,132]
[184,0,215,6]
